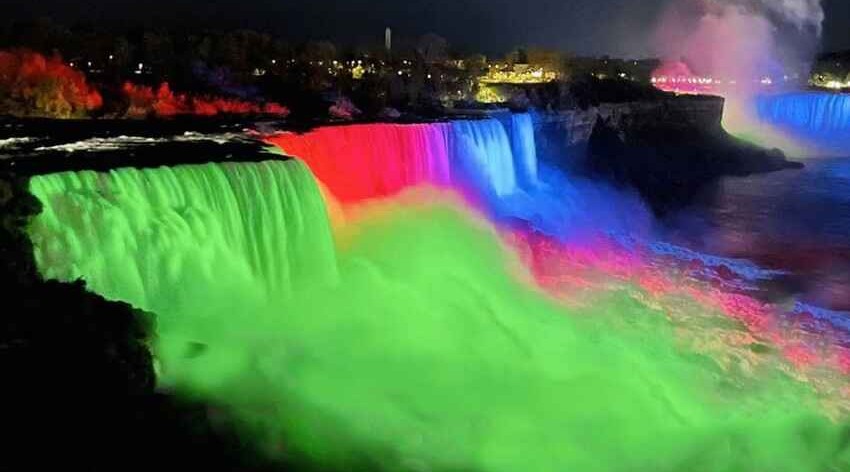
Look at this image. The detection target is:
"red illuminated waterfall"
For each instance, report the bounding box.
[266,124,452,203]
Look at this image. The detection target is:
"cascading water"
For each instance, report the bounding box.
[508,113,540,189]
[267,114,648,239]
[267,117,536,203]
[754,92,850,154]
[29,159,338,314]
[450,118,521,197]
[266,123,452,204]
[757,93,850,133]
[449,115,650,238]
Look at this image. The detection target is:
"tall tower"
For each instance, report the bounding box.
[385,27,392,54]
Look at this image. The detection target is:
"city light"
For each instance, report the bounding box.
[825,80,850,90]
[480,63,559,84]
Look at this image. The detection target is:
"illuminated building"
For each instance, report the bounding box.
[480,62,559,84]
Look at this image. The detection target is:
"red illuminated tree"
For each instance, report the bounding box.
[0,49,102,118]
[122,81,289,118]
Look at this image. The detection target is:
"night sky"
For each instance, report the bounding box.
[5,0,850,57]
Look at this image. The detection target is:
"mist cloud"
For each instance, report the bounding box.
[654,0,825,81]
[747,0,825,34]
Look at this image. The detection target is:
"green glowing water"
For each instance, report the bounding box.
[30,159,338,307]
[29,163,850,472]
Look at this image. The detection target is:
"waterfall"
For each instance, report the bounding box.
[266,115,540,204]
[509,113,540,189]
[265,113,648,237]
[755,92,850,153]
[450,118,520,197]
[266,123,452,204]
[29,159,338,314]
[449,114,649,237]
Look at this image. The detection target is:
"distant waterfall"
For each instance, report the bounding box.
[757,92,850,133]
[755,92,850,153]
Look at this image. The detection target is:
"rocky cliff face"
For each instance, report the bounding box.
[534,95,801,214]
[535,95,725,150]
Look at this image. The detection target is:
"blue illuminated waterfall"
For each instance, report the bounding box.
[451,118,520,197]
[509,113,540,189]
[755,92,850,153]
[449,113,649,238]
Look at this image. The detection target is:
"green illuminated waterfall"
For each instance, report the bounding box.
[29,158,338,314]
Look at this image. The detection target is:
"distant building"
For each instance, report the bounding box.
[385,28,392,53]
[480,62,559,84]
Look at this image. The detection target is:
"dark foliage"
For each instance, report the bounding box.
[569,75,669,110]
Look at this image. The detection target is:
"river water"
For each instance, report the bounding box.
[666,157,850,314]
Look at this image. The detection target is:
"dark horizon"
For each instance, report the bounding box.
[4,0,850,58]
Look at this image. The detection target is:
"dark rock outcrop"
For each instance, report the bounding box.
[585,96,801,214]
[535,95,802,215]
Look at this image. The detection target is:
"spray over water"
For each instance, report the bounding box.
[653,0,825,155]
